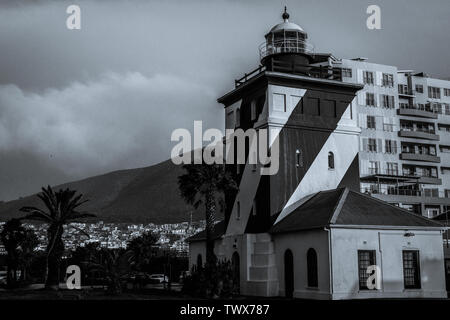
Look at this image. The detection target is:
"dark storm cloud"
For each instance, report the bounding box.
[0,0,449,200]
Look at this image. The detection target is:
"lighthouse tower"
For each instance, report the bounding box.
[190,9,363,297]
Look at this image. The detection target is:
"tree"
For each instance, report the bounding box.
[178,163,237,265]
[0,219,26,288]
[19,186,96,289]
[126,231,158,272]
[87,248,126,295]
[18,229,39,282]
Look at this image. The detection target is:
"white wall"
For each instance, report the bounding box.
[273,230,331,299]
[330,227,447,299]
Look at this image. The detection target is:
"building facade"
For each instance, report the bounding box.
[188,9,448,299]
[328,58,450,218]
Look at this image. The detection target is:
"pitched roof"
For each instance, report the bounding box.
[270,188,444,234]
[186,220,227,243]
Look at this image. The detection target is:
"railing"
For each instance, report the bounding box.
[259,38,314,60]
[400,127,436,134]
[361,186,449,198]
[235,65,265,87]
[234,61,342,88]
[400,103,435,112]
[361,187,421,197]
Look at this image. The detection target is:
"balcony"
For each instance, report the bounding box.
[400,152,441,163]
[398,91,415,98]
[398,130,439,141]
[398,104,437,119]
[361,187,450,204]
[417,176,442,185]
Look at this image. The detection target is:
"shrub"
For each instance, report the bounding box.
[182,259,239,298]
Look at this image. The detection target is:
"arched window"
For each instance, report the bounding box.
[307,248,318,287]
[328,152,335,169]
[236,108,241,127]
[232,252,240,293]
[197,254,203,269]
[296,149,303,167]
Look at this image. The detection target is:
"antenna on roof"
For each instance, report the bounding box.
[282,6,289,21]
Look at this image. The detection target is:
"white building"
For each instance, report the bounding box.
[188,9,448,299]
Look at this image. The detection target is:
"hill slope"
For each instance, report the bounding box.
[0,159,209,224]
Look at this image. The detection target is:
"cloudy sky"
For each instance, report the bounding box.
[0,0,449,201]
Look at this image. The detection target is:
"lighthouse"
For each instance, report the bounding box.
[188,8,447,301]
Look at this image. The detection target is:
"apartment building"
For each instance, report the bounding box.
[331,58,450,218]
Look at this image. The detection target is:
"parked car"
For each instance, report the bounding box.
[148,274,168,284]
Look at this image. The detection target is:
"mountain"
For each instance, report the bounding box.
[0,159,211,224]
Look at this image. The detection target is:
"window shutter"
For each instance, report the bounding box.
[362,138,368,151]
[358,92,364,105]
[357,69,363,84]
[359,114,366,128]
[376,71,382,86]
[393,140,397,154]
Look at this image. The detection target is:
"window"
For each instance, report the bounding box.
[444,104,450,115]
[369,161,379,174]
[368,139,377,152]
[439,124,450,132]
[444,88,450,97]
[386,162,398,175]
[328,152,335,169]
[381,95,395,108]
[296,149,303,167]
[363,71,374,85]
[366,93,375,106]
[428,86,441,99]
[307,248,318,288]
[197,254,203,269]
[250,100,257,121]
[385,140,397,154]
[367,115,376,129]
[402,251,421,289]
[415,84,424,93]
[398,84,409,94]
[236,201,240,220]
[383,119,394,132]
[440,145,450,153]
[382,73,394,87]
[358,250,376,290]
[342,68,352,77]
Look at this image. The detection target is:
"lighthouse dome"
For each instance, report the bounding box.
[269,21,305,33]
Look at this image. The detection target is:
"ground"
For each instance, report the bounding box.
[0,282,188,300]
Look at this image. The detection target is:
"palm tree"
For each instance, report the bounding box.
[18,229,39,282]
[0,219,26,288]
[87,248,125,295]
[126,231,158,271]
[19,186,96,289]
[178,163,237,265]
